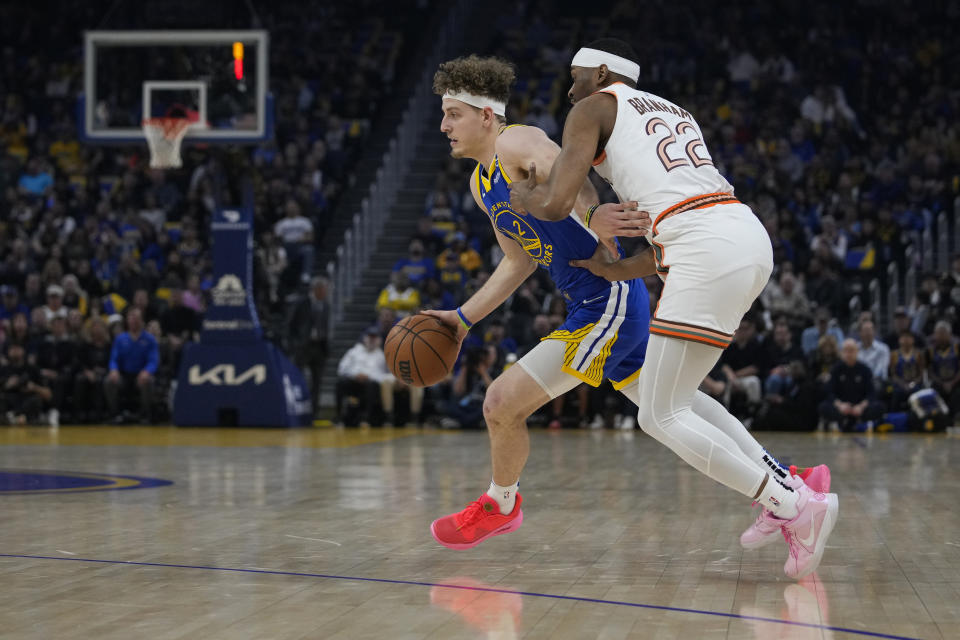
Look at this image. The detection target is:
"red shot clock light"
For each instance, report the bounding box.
[233,41,244,80]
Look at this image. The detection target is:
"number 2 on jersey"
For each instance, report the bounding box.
[645,117,714,172]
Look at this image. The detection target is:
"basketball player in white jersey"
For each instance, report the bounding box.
[509,39,839,579]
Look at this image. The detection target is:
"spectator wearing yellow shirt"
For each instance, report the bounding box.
[436,232,483,276]
[376,271,420,317]
[0,118,29,160]
[61,275,89,316]
[49,133,82,175]
[438,251,468,302]
[425,189,456,238]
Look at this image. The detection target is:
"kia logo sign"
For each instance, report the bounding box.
[188,364,267,386]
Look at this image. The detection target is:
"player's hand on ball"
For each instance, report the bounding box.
[384,314,460,387]
[590,201,650,238]
[569,244,617,280]
[507,163,537,215]
[420,309,468,342]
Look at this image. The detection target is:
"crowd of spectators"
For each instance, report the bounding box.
[0,1,428,424]
[2,1,958,430]
[342,0,960,431]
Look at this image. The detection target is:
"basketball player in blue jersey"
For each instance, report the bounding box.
[509,38,836,579]
[425,55,654,550]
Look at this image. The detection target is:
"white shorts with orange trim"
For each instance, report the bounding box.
[650,202,773,348]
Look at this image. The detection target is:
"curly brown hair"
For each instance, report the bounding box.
[433,55,515,105]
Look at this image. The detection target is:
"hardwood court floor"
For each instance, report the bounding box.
[0,425,958,640]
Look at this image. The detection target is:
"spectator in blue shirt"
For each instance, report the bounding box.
[0,286,30,321]
[392,240,435,287]
[17,159,53,199]
[104,308,159,424]
[801,307,845,355]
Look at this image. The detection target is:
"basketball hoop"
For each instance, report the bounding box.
[142,117,192,168]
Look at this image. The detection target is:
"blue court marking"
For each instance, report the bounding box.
[0,470,172,494]
[0,553,918,639]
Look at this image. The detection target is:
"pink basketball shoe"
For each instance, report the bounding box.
[781,483,839,579]
[740,465,831,550]
[790,464,832,493]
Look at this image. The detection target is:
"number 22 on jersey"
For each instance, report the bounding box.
[645,117,714,172]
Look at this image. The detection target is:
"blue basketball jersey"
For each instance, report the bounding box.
[891,349,922,383]
[473,137,650,388]
[929,343,960,381]
[474,152,621,308]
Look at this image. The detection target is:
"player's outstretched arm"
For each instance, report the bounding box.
[508,96,612,221]
[497,125,595,218]
[424,236,535,340]
[455,226,536,326]
[422,170,536,339]
[569,245,657,282]
[498,125,651,239]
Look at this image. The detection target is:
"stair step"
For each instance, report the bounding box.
[319,112,453,404]
[362,267,392,277]
[376,242,414,253]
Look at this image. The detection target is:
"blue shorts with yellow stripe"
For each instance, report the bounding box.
[543,279,650,390]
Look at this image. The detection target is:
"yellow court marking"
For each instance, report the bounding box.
[0,425,424,449]
[0,469,146,494]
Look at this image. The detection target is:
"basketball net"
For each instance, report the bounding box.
[142,117,192,169]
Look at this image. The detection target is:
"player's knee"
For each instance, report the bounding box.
[482,383,518,427]
[636,404,657,434]
[636,398,670,436]
[482,388,506,425]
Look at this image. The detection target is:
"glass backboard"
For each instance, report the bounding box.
[81,30,271,144]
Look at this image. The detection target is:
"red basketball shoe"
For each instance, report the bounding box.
[431,493,524,549]
[789,464,831,492]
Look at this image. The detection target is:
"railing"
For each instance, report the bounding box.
[921,228,933,272]
[324,0,469,336]
[903,244,917,314]
[868,278,881,322]
[954,199,960,260]
[896,209,953,324]
[886,262,899,329]
[848,294,862,321]
[937,212,949,273]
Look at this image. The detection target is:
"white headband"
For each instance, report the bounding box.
[571,47,640,82]
[442,91,506,116]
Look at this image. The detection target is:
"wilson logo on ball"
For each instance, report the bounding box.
[398,360,414,384]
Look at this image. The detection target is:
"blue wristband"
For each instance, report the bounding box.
[456,307,473,331]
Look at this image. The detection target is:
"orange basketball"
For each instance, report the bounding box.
[383,314,460,387]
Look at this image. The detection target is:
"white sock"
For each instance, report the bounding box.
[487,479,518,515]
[755,473,800,519]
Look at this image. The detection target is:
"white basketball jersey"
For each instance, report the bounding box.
[590,83,733,216]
